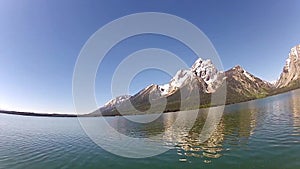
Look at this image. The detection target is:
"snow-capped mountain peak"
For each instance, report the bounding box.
[159,57,225,96]
[191,58,225,92]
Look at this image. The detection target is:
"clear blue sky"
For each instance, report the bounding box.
[0,0,299,113]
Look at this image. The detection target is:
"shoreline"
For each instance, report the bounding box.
[1,88,299,118]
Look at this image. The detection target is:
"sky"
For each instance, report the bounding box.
[0,0,300,113]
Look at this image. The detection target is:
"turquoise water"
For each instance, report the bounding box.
[0,90,300,169]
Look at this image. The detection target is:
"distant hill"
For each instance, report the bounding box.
[0,110,79,117]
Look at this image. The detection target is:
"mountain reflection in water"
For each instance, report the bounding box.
[105,104,258,163]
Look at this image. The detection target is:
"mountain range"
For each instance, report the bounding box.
[93,44,300,116]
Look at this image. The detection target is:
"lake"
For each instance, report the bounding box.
[0,89,300,169]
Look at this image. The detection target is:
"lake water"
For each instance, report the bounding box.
[0,90,300,169]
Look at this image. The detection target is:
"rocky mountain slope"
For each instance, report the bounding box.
[276,44,300,88]
[225,65,273,104]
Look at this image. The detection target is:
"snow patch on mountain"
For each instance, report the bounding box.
[231,65,257,82]
[159,69,195,96]
[104,95,131,107]
[243,70,255,81]
[170,70,195,88]
[158,84,170,95]
[291,46,299,59]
